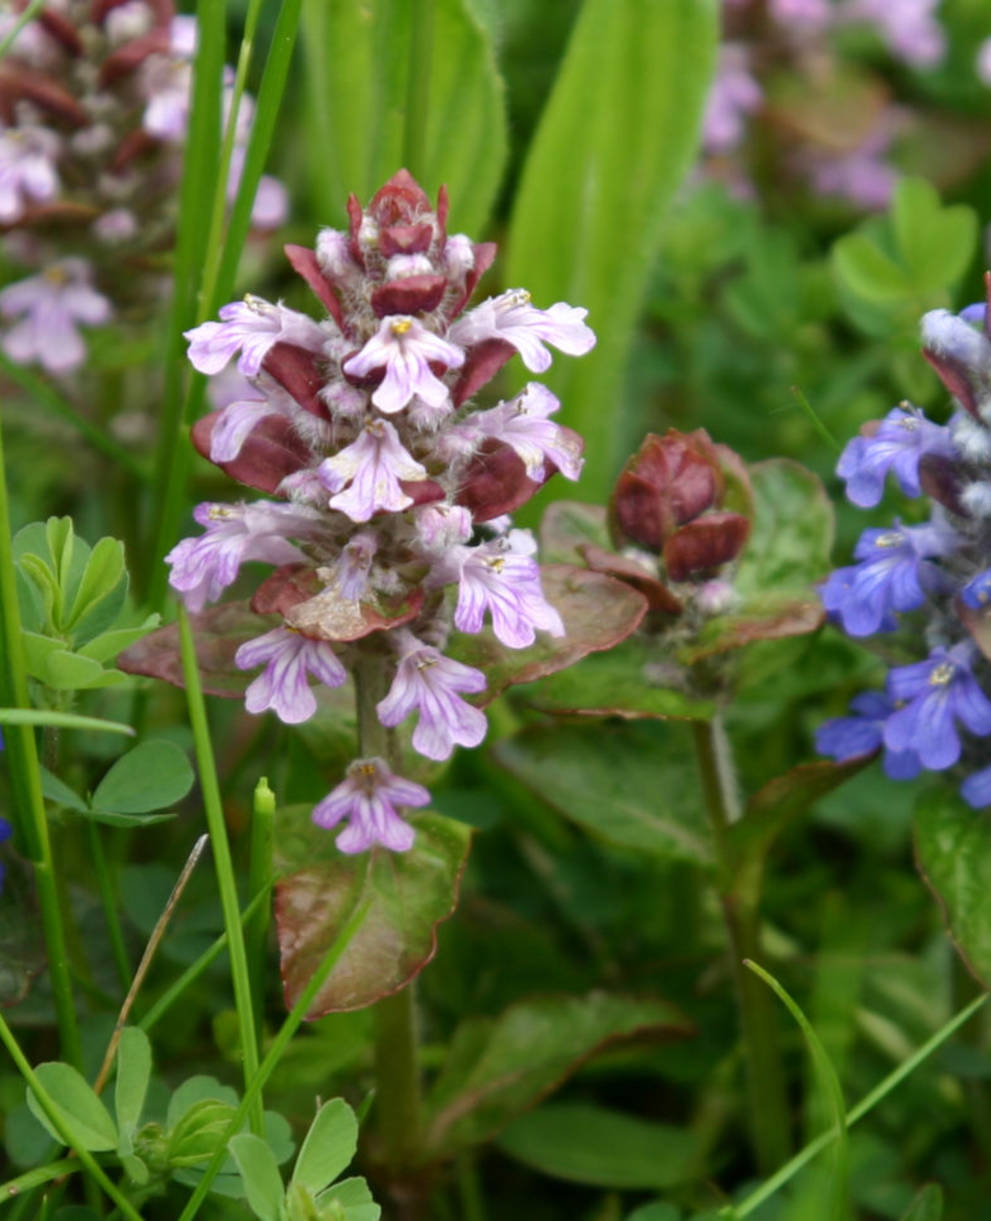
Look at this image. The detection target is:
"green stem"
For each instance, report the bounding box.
[733,992,990,1218]
[178,605,262,1134]
[247,777,275,1049]
[355,651,425,1174]
[139,888,268,1034]
[88,823,131,994]
[0,1014,142,1221]
[692,717,790,1174]
[0,1157,78,1200]
[0,0,43,58]
[403,0,434,178]
[175,899,372,1221]
[0,413,81,1070]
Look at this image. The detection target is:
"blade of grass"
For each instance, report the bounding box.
[0,352,147,480]
[148,0,226,606]
[148,0,303,609]
[0,0,43,59]
[0,709,135,735]
[789,385,840,453]
[732,991,989,1218]
[745,959,849,1220]
[178,605,262,1134]
[247,777,275,1051]
[0,1014,143,1221]
[0,412,81,1070]
[175,898,372,1221]
[0,1157,78,1198]
[139,888,268,1033]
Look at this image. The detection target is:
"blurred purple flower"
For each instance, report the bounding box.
[700,44,762,154]
[836,406,956,507]
[0,260,110,374]
[816,690,922,779]
[884,644,991,770]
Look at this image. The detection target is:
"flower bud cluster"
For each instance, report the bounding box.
[816,294,991,806]
[166,170,595,852]
[0,0,286,374]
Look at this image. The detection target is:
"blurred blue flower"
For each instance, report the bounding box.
[816,690,921,779]
[884,644,991,770]
[819,522,952,637]
[836,406,956,508]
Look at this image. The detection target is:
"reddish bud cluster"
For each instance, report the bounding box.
[609,430,751,580]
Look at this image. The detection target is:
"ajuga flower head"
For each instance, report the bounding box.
[0,0,286,373]
[817,282,991,806]
[165,170,595,853]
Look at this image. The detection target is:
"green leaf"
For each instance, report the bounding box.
[229,1133,285,1221]
[275,811,471,1016]
[625,1206,681,1221]
[26,1063,118,1152]
[832,231,910,303]
[302,0,507,235]
[40,767,88,812]
[900,1184,943,1221]
[316,1176,380,1219]
[291,1098,358,1195]
[21,631,62,681]
[114,1028,152,1152]
[423,992,691,1156]
[505,0,718,499]
[493,721,713,864]
[168,1098,240,1167]
[516,635,715,721]
[0,708,135,736]
[91,739,195,815]
[65,535,127,641]
[915,790,991,985]
[166,1075,239,1131]
[893,178,976,293]
[40,649,115,691]
[497,1102,698,1189]
[77,615,161,663]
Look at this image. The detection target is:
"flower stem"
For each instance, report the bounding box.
[178,606,263,1135]
[691,716,791,1174]
[247,776,276,1048]
[88,822,131,994]
[355,650,425,1174]
[0,411,81,1071]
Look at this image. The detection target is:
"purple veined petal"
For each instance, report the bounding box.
[61,283,112,326]
[884,686,960,770]
[815,711,884,760]
[210,398,278,462]
[324,418,426,523]
[950,670,991,737]
[244,636,317,725]
[299,637,347,688]
[311,757,427,853]
[887,656,941,703]
[234,625,288,671]
[380,774,432,808]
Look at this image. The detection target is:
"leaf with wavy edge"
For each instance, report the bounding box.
[274,809,471,1016]
[422,992,692,1158]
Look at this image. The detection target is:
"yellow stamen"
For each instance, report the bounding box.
[391,318,413,336]
[929,662,955,686]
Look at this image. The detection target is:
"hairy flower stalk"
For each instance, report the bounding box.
[0,0,286,373]
[166,170,594,852]
[816,289,991,805]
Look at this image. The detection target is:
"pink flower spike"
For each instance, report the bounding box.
[0,125,60,223]
[471,382,584,481]
[235,625,346,724]
[0,260,111,375]
[377,633,488,761]
[342,315,464,414]
[450,531,564,648]
[448,289,595,374]
[185,296,326,377]
[318,418,428,523]
[312,757,429,853]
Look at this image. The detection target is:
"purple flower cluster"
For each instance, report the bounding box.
[167,171,594,853]
[0,1,286,374]
[704,0,947,207]
[816,299,991,807]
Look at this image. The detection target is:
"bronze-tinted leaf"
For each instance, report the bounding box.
[274,808,471,1016]
[118,601,274,697]
[448,565,647,704]
[191,412,309,495]
[284,243,344,328]
[539,500,610,564]
[285,586,424,643]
